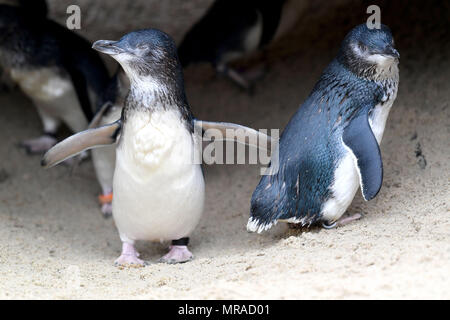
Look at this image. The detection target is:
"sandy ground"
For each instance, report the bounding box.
[0,1,449,299]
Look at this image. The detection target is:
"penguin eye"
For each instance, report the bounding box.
[357,42,368,52]
[136,44,148,50]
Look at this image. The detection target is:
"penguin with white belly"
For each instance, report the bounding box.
[248,24,400,232]
[0,4,110,153]
[42,29,271,266]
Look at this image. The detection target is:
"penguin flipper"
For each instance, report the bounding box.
[88,102,113,129]
[342,111,383,201]
[194,120,274,151]
[41,120,121,169]
[69,102,114,173]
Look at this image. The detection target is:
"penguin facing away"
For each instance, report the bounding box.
[178,0,287,90]
[42,29,271,266]
[0,4,110,153]
[248,24,400,233]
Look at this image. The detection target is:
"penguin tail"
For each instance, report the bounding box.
[247,175,287,233]
[246,216,277,234]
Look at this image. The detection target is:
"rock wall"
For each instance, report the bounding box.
[47,0,215,43]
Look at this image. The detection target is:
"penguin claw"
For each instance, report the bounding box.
[322,213,364,229]
[159,245,193,264]
[322,221,337,229]
[114,255,147,267]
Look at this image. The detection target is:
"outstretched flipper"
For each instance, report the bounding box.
[194,119,275,152]
[41,120,121,169]
[342,110,383,201]
[69,102,114,174]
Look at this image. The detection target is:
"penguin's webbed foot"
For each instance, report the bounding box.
[322,213,363,229]
[216,64,254,93]
[225,68,252,92]
[159,245,193,264]
[114,242,147,267]
[20,135,57,154]
[101,203,113,218]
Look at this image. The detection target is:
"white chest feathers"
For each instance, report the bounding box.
[118,110,195,173]
[322,77,398,223]
[369,79,398,144]
[113,109,205,242]
[9,68,72,101]
[320,149,360,223]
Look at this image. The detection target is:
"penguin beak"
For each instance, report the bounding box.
[92,40,125,55]
[384,45,400,59]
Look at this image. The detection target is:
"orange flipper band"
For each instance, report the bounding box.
[98,192,113,205]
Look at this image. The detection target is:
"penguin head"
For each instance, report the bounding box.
[93,29,183,90]
[338,24,399,77]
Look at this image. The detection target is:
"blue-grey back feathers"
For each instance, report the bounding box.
[250,24,397,230]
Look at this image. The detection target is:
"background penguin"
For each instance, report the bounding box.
[41,29,271,266]
[0,0,48,91]
[89,68,129,217]
[178,0,288,90]
[0,4,110,154]
[248,24,400,233]
[0,0,48,16]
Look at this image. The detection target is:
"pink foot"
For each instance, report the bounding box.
[114,242,146,267]
[21,135,57,154]
[159,245,193,264]
[322,213,363,229]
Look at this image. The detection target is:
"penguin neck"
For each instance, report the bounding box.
[124,75,194,131]
[338,47,399,83]
[343,57,399,83]
[126,75,180,111]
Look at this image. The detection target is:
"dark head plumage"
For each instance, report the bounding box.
[337,24,399,79]
[93,29,184,88]
[93,29,178,70]
[93,29,192,125]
